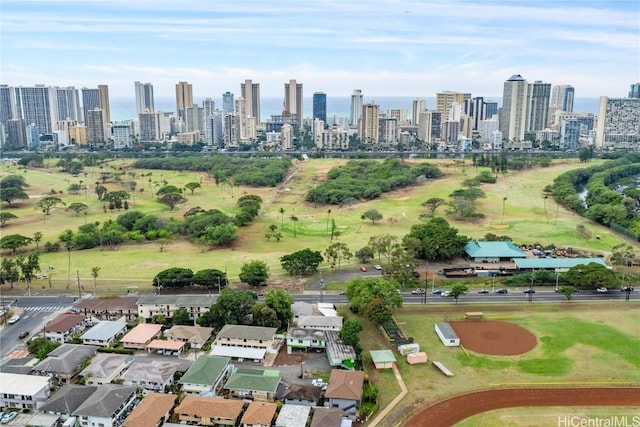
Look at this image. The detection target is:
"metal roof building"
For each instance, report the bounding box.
[465,241,527,261]
[514,257,609,271]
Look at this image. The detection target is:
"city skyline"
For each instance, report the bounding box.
[1,1,638,99]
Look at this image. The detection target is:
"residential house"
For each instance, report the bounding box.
[286,328,327,354]
[120,359,190,393]
[146,339,186,356]
[282,384,322,407]
[310,408,352,427]
[179,355,232,396]
[39,385,97,420]
[291,301,313,322]
[73,384,137,427]
[174,396,244,426]
[32,344,99,385]
[122,392,175,427]
[324,370,365,416]
[120,323,162,350]
[240,401,278,427]
[74,297,138,321]
[274,404,311,427]
[0,373,50,410]
[296,315,343,331]
[44,314,87,343]
[136,295,215,323]
[80,354,132,386]
[211,325,278,362]
[80,321,128,346]
[223,368,281,402]
[164,325,213,350]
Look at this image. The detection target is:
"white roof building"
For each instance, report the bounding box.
[0,373,51,409]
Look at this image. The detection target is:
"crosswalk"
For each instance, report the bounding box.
[20,306,70,312]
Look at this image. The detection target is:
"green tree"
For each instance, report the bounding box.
[33,231,43,250]
[153,267,194,288]
[172,307,192,325]
[339,318,363,348]
[68,183,82,194]
[184,182,202,195]
[324,242,352,270]
[91,266,100,295]
[403,217,468,261]
[264,288,294,331]
[251,303,280,328]
[421,197,446,216]
[362,209,383,224]
[239,260,269,287]
[279,207,285,229]
[0,234,33,254]
[103,191,130,209]
[0,212,18,227]
[0,187,29,206]
[355,246,375,263]
[16,253,40,294]
[1,174,28,189]
[197,289,257,328]
[563,262,617,290]
[66,202,89,216]
[159,193,187,210]
[558,286,577,301]
[449,284,469,303]
[36,196,65,215]
[156,185,181,196]
[201,223,237,246]
[280,249,324,276]
[95,184,107,200]
[368,234,398,262]
[365,297,394,325]
[28,337,60,360]
[192,269,228,290]
[0,258,20,288]
[290,215,299,237]
[382,246,418,288]
[344,277,403,321]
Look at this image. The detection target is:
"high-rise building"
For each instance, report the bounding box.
[284,79,303,128]
[98,84,111,124]
[6,119,27,147]
[0,85,15,127]
[359,102,380,144]
[379,117,398,144]
[235,97,256,141]
[222,92,234,115]
[629,83,640,99]
[417,110,442,144]
[596,97,640,149]
[499,75,529,142]
[138,111,160,142]
[14,85,56,134]
[484,101,498,119]
[185,104,204,135]
[208,111,224,147]
[526,81,551,132]
[436,91,471,121]
[350,89,363,127]
[412,98,426,125]
[560,118,580,151]
[112,122,134,149]
[55,87,82,123]
[240,80,260,123]
[86,109,105,143]
[175,81,193,121]
[463,97,486,130]
[313,92,327,123]
[551,85,575,113]
[135,82,155,114]
[81,88,101,124]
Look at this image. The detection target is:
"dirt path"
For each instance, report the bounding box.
[403,387,640,427]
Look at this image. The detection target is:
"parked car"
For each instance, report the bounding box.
[7,315,20,324]
[596,287,608,293]
[411,288,426,295]
[495,288,508,294]
[1,412,17,424]
[359,266,367,272]
[18,331,29,339]
[523,288,535,294]
[374,264,382,270]
[478,289,489,294]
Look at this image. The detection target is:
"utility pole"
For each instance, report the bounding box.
[156,277,160,295]
[76,270,82,299]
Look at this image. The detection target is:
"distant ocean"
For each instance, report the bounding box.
[109,96,601,123]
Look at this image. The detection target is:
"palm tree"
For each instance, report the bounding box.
[279,207,285,229]
[91,266,101,296]
[326,209,332,231]
[544,195,549,223]
[290,215,299,237]
[501,197,508,224]
[33,231,43,251]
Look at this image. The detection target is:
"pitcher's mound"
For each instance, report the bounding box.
[450,320,536,355]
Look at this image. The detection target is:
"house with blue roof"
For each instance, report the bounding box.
[464,241,527,262]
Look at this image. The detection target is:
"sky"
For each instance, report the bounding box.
[1,0,639,99]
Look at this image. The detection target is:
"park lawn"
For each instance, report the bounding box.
[1,157,635,290]
[457,406,640,427]
[362,303,640,426]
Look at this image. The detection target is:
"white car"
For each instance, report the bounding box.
[7,315,20,325]
[374,264,383,270]
[596,287,608,293]
[1,412,17,424]
[440,291,450,297]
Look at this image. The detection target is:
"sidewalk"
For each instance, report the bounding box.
[367,363,407,427]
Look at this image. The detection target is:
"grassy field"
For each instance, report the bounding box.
[358,302,640,426]
[0,157,636,294]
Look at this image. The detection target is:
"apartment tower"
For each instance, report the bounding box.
[175,81,193,121]
[350,89,363,127]
[499,75,529,142]
[284,79,303,128]
[135,82,155,114]
[240,80,260,123]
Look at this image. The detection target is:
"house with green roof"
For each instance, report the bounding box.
[369,349,396,369]
[464,241,527,262]
[179,355,232,396]
[224,368,281,402]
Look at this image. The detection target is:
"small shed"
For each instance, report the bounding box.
[435,323,460,347]
[397,343,420,356]
[407,352,427,365]
[369,350,396,369]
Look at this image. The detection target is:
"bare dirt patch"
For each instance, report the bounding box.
[450,320,537,356]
